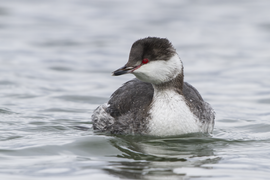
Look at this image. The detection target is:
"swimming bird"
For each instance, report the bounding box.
[92,37,215,136]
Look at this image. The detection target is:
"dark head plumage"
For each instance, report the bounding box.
[126,37,176,67]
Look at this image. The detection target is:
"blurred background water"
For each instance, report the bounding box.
[0,0,270,179]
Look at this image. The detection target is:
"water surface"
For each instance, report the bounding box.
[0,0,270,179]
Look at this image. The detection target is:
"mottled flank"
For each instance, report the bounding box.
[182,82,215,132]
[92,103,114,131]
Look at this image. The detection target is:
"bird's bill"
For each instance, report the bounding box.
[112,66,135,76]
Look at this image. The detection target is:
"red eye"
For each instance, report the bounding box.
[142,58,149,64]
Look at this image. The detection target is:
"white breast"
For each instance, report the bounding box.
[147,89,202,136]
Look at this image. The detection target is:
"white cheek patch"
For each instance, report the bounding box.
[133,54,182,84]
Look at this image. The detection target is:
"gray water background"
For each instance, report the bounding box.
[0,0,270,179]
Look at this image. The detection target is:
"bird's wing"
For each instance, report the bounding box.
[107,78,153,118]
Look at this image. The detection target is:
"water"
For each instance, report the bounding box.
[0,0,270,179]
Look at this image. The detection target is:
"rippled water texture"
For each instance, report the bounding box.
[0,0,270,179]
